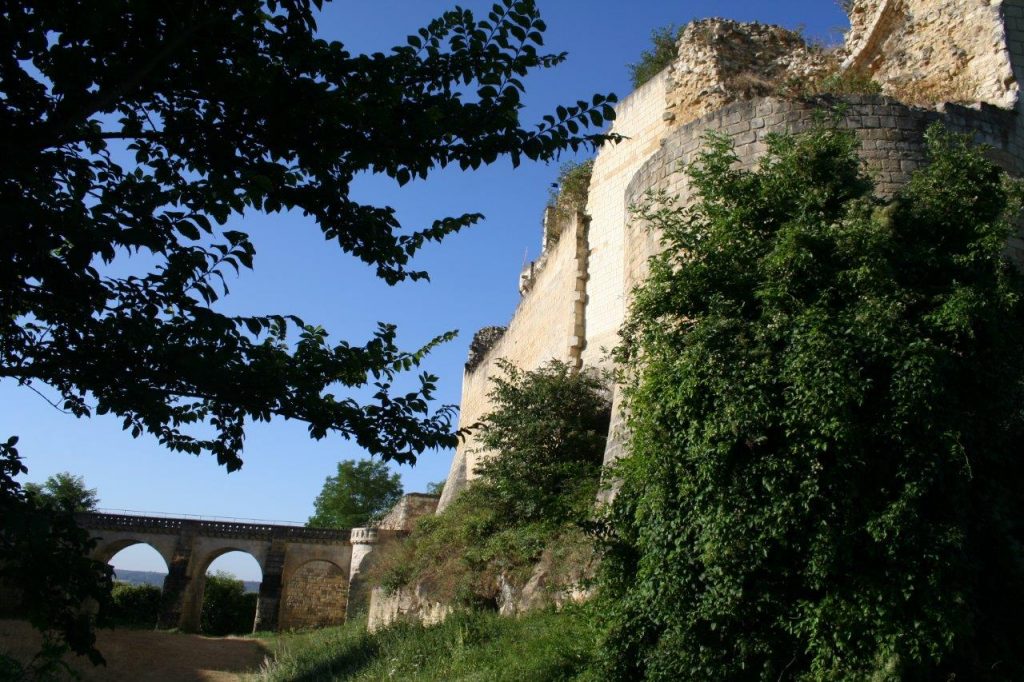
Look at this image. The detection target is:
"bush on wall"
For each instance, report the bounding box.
[373,360,609,607]
[596,124,1024,680]
[628,24,683,89]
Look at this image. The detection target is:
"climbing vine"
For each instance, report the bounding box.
[596,125,1024,680]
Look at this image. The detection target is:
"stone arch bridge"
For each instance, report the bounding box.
[76,511,393,632]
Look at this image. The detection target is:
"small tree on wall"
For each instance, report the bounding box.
[627,24,683,88]
[548,159,594,226]
[597,125,1024,679]
[476,359,610,522]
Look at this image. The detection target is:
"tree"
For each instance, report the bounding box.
[476,359,609,522]
[0,440,113,667]
[24,472,99,512]
[1,0,619,663]
[596,125,1024,679]
[307,459,403,529]
[1,0,619,472]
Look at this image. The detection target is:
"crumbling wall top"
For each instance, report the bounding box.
[664,18,834,128]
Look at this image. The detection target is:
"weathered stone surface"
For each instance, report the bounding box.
[366,585,450,632]
[665,19,834,128]
[374,493,439,532]
[279,560,348,630]
[844,0,1019,109]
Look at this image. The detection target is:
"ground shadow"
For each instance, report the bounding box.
[0,619,268,681]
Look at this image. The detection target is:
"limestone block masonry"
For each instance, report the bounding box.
[439,0,1024,510]
[437,211,592,510]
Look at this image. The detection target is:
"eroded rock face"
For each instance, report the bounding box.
[665,19,835,127]
[844,0,1018,109]
[366,585,450,631]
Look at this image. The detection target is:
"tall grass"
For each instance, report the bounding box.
[254,607,599,681]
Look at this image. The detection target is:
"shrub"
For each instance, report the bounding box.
[476,359,609,523]
[109,582,161,628]
[373,483,527,607]
[200,572,257,636]
[597,124,1024,679]
[372,360,609,606]
[548,159,594,227]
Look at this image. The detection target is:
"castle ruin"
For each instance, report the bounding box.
[436,0,1024,512]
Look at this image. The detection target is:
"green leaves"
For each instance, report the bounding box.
[306,459,403,529]
[1,0,620,473]
[599,125,1024,680]
[627,24,684,89]
[476,359,610,524]
[1,443,114,666]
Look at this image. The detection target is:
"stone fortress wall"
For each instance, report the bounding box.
[438,0,1024,511]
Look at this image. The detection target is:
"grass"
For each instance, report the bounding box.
[252,607,600,681]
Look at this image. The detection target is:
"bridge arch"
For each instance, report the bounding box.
[100,543,169,628]
[92,534,177,569]
[179,538,271,633]
[279,558,349,630]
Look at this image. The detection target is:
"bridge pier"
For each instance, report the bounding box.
[157,527,196,630]
[253,540,286,632]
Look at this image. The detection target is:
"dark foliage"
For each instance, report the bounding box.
[109,582,161,628]
[597,125,1024,679]
[0,438,114,665]
[0,0,619,471]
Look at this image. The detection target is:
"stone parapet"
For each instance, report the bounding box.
[76,511,350,543]
[349,527,379,545]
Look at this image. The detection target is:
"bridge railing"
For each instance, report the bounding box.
[76,510,351,542]
[93,508,306,527]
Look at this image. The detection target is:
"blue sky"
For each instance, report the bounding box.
[4,1,848,579]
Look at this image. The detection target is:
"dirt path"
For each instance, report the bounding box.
[0,619,270,681]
